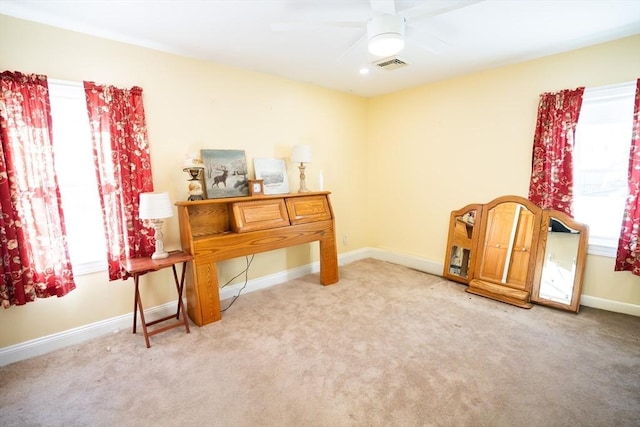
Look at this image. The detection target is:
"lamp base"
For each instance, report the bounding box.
[151,251,169,260]
[297,163,310,193]
[150,219,169,260]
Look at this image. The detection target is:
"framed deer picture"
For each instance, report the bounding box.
[200,149,249,199]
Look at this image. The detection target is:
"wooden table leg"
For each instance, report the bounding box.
[174,262,190,333]
[133,274,152,348]
[133,274,139,334]
[172,264,184,319]
[122,252,193,348]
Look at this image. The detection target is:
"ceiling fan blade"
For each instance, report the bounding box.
[406,25,452,55]
[338,32,367,60]
[370,0,395,15]
[402,0,484,22]
[271,21,363,32]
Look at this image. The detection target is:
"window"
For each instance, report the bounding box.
[48,80,107,274]
[573,81,636,257]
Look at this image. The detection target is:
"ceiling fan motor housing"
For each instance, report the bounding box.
[367,14,406,57]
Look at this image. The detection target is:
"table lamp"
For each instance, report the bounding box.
[291,145,312,193]
[139,192,174,260]
[182,154,205,201]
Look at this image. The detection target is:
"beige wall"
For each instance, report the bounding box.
[0,15,369,347]
[0,15,638,348]
[368,35,640,307]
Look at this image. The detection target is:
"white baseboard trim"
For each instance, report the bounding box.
[219,261,317,301]
[366,248,443,276]
[2,248,638,366]
[218,247,370,301]
[580,295,640,317]
[0,301,179,367]
[366,249,640,317]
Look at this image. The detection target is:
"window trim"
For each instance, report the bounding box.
[588,241,617,258]
[74,260,108,276]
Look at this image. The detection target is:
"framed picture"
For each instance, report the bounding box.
[200,149,249,198]
[254,158,290,195]
[248,179,265,196]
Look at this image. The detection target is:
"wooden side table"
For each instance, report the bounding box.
[120,250,193,348]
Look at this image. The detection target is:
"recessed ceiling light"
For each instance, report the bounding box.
[359,67,370,75]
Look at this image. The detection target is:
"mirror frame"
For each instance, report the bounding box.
[466,195,542,308]
[475,196,541,289]
[531,209,589,313]
[443,203,482,284]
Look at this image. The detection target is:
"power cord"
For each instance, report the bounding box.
[221,254,254,312]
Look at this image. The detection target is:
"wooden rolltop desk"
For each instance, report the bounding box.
[176,191,339,326]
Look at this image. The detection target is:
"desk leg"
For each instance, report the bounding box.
[189,261,222,326]
[319,234,339,285]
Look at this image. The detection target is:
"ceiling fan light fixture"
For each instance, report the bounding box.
[367,14,405,57]
[368,33,404,57]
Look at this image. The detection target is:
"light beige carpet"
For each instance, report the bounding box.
[2,258,639,427]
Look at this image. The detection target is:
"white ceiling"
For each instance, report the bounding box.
[1,0,639,97]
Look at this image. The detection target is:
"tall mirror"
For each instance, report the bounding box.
[443,204,481,284]
[468,196,540,309]
[532,211,589,313]
[445,196,589,312]
[477,201,536,288]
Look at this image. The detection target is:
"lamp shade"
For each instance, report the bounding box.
[291,145,312,163]
[139,192,174,220]
[183,153,204,169]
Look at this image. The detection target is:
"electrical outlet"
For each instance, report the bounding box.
[342,235,348,246]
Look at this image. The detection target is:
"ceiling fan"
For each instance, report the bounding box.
[273,0,482,59]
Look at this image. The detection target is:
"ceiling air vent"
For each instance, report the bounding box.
[374,57,409,71]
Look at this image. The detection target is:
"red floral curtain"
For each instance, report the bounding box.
[615,78,640,275]
[528,88,585,217]
[0,71,75,307]
[84,82,155,280]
